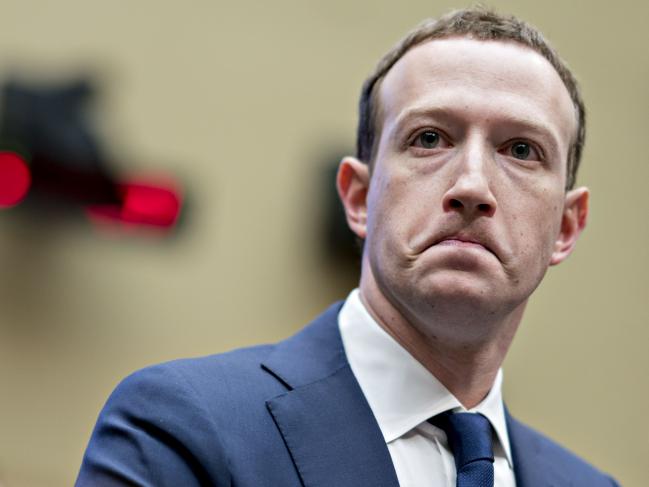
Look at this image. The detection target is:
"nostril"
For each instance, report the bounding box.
[477,203,491,213]
[449,199,463,209]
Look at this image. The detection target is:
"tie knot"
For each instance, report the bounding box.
[432,412,494,469]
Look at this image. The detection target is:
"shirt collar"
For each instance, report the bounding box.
[338,288,513,467]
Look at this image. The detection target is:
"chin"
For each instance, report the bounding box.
[421,270,491,296]
[399,273,508,317]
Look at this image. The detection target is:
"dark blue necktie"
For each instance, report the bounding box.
[432,412,495,487]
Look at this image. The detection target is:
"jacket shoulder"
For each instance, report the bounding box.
[76,344,285,487]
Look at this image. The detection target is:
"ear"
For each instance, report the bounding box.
[336,156,370,239]
[550,186,589,266]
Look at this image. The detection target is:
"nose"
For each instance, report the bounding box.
[442,143,497,218]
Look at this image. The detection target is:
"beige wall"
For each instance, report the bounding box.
[0,1,646,485]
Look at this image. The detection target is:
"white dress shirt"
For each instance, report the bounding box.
[338,289,516,487]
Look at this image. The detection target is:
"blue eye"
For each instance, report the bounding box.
[416,131,440,149]
[511,142,531,160]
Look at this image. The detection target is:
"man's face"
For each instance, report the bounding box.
[349,38,585,332]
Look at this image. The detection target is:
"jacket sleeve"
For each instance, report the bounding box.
[75,363,231,487]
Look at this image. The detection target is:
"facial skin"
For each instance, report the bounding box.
[337,38,588,406]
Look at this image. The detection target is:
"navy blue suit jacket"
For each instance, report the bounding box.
[77,302,619,486]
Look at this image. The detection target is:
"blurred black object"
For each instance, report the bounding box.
[0,78,121,206]
[0,77,183,231]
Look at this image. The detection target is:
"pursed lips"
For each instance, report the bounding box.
[435,235,498,259]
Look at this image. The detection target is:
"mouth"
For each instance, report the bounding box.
[434,234,499,260]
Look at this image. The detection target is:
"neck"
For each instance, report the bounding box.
[359,261,525,409]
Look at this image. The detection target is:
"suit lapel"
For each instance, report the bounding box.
[262,303,399,487]
[507,410,573,487]
[266,365,399,487]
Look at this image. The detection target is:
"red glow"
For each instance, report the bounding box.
[0,151,31,208]
[120,181,181,227]
[86,176,182,233]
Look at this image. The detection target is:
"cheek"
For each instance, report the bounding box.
[366,180,402,251]
[509,191,564,267]
[366,171,437,250]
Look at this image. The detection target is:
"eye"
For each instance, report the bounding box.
[511,142,531,159]
[412,130,442,149]
[505,140,542,161]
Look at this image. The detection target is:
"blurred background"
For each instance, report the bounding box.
[0,0,646,485]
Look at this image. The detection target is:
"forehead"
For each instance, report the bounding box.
[377,37,576,147]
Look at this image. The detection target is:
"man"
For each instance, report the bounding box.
[77,7,618,487]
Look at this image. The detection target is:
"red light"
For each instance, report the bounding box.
[86,176,182,233]
[120,182,181,227]
[0,151,31,208]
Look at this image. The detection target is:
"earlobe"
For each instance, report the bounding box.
[550,187,589,266]
[336,156,370,239]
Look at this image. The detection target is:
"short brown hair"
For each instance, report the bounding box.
[356,7,585,189]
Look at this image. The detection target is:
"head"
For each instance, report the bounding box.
[337,7,589,343]
[357,7,586,190]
